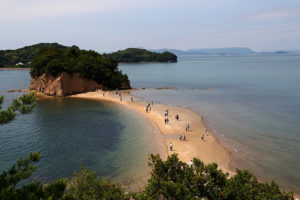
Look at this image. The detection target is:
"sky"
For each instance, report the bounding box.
[0,0,300,52]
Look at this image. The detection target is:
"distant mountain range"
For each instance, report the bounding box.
[150,47,300,56]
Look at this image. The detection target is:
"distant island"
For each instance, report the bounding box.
[0,43,177,68]
[150,47,300,55]
[105,48,177,63]
[30,45,130,96]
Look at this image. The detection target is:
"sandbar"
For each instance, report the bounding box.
[71,90,234,175]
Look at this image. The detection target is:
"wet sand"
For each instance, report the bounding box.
[71,90,234,175]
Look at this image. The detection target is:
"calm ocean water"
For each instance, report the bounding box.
[0,70,162,190]
[119,54,300,193]
[1,54,300,193]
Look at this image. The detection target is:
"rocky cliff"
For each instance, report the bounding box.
[30,72,103,97]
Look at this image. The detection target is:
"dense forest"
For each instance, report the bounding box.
[106,48,177,63]
[0,43,66,68]
[0,43,177,68]
[30,46,130,89]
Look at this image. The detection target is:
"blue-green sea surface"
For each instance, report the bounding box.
[119,54,300,193]
[0,70,164,190]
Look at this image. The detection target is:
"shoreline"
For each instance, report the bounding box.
[35,89,299,198]
[70,90,234,175]
[0,67,30,70]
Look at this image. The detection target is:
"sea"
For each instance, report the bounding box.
[119,54,300,193]
[0,54,300,193]
[0,70,163,190]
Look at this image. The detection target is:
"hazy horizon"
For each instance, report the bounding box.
[1,0,300,52]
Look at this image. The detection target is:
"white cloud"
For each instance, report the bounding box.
[247,8,300,21]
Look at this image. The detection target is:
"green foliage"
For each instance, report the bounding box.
[0,107,16,123]
[30,46,131,90]
[0,93,36,124]
[136,154,294,200]
[0,152,68,200]
[106,48,177,63]
[0,96,3,109]
[0,152,294,200]
[0,43,66,68]
[63,166,129,200]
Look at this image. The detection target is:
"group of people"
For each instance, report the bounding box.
[164,110,169,116]
[179,134,186,141]
[164,118,169,124]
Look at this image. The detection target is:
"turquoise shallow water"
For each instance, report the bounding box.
[0,70,162,190]
[119,54,300,193]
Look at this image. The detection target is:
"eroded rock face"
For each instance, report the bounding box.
[30,73,102,96]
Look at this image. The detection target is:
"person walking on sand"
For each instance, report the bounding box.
[179,135,182,140]
[146,106,148,112]
[183,134,186,141]
[103,92,105,97]
[201,134,204,141]
[131,97,133,102]
[170,142,173,151]
[166,118,169,124]
[120,97,122,102]
[175,114,179,120]
[190,160,193,166]
[164,118,167,124]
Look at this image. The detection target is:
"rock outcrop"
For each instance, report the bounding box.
[30,72,103,97]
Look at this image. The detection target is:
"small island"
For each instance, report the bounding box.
[106,48,177,63]
[30,46,131,96]
[0,44,177,69]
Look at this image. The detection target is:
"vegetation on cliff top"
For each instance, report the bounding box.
[106,48,177,63]
[0,43,177,68]
[30,46,131,89]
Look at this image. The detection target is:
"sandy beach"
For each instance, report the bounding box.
[70,90,234,175]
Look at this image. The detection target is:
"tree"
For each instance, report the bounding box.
[0,93,36,124]
[136,154,294,200]
[0,152,68,200]
[63,166,129,200]
[30,47,131,90]
[106,48,177,63]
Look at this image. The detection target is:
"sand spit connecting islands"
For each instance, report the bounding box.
[71,90,233,175]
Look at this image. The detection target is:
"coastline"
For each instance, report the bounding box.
[0,68,30,70]
[70,90,234,175]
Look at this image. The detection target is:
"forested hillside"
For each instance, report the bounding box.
[30,46,130,89]
[0,43,66,68]
[106,48,177,63]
